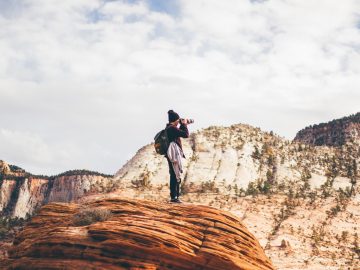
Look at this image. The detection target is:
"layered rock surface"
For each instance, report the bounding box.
[1,198,274,270]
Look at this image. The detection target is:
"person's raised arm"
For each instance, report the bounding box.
[169,123,189,138]
[178,123,189,138]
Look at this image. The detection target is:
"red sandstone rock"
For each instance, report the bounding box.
[1,198,274,270]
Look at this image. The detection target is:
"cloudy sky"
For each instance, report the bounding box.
[0,0,359,175]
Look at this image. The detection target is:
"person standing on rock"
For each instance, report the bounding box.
[165,110,190,203]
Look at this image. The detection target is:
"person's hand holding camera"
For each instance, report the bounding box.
[180,118,194,125]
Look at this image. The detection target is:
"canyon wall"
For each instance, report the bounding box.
[0,162,114,218]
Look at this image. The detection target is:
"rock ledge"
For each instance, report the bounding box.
[1,197,274,270]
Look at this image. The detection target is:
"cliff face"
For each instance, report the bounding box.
[1,197,274,270]
[47,174,113,202]
[11,178,49,218]
[294,112,360,146]
[0,162,114,218]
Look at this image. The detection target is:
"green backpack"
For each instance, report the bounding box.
[154,128,170,155]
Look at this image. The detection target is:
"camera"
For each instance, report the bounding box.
[180,118,194,124]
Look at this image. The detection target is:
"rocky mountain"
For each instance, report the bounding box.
[1,114,359,269]
[113,122,359,270]
[0,161,114,218]
[294,112,360,146]
[0,197,274,270]
[115,123,359,195]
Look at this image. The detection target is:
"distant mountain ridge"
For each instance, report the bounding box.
[294,112,360,146]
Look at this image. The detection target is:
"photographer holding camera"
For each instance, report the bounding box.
[165,110,193,203]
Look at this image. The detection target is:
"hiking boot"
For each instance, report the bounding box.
[170,198,182,203]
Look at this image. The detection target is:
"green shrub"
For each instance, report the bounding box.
[199,180,219,193]
[131,170,151,188]
[245,181,259,196]
[0,216,27,240]
[0,227,8,240]
[251,146,261,159]
[73,208,112,226]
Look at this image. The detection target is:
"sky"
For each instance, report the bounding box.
[0,0,359,175]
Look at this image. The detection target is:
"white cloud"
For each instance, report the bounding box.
[0,0,359,174]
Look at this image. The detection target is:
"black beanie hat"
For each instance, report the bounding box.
[168,110,180,123]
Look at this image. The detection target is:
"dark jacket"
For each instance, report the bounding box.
[166,123,189,156]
